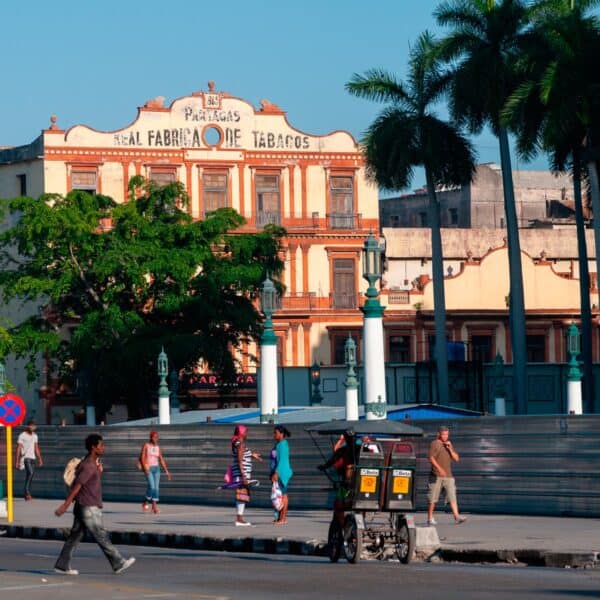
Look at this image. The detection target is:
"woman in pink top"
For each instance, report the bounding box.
[140,431,171,514]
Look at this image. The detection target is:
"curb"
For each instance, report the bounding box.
[0,525,328,558]
[439,548,600,568]
[2,525,598,568]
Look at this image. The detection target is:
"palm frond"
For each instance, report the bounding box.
[346,70,410,105]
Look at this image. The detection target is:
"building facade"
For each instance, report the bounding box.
[380,163,581,229]
[0,83,379,421]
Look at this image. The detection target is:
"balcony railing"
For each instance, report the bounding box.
[256,211,281,227]
[279,292,317,310]
[330,292,360,309]
[327,213,362,229]
[387,290,411,304]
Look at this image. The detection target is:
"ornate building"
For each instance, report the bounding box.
[0,83,379,420]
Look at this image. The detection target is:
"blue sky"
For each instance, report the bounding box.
[1,0,549,191]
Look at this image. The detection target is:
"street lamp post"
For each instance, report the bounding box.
[361,233,387,420]
[310,360,322,405]
[158,347,170,425]
[566,322,583,415]
[344,336,359,421]
[493,352,506,416]
[260,276,278,423]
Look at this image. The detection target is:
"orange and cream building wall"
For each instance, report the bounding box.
[0,83,379,376]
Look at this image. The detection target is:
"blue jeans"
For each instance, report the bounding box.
[55,504,126,572]
[145,466,161,502]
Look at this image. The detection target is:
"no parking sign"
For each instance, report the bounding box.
[0,393,27,523]
[0,393,27,427]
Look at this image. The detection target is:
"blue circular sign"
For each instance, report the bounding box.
[0,393,27,426]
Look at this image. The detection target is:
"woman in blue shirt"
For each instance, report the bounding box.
[270,425,293,525]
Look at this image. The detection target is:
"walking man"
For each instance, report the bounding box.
[54,433,136,576]
[15,420,43,500]
[427,425,466,525]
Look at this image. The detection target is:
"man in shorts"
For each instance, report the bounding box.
[426,425,466,526]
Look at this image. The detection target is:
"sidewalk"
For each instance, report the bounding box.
[2,498,599,568]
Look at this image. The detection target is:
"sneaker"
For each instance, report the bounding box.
[114,557,136,574]
[54,567,79,576]
[455,516,467,524]
[235,520,252,527]
[426,518,437,526]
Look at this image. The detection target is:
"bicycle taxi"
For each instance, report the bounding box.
[306,419,424,564]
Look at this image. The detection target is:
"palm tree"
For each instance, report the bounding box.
[346,32,476,407]
[502,0,600,410]
[434,0,531,414]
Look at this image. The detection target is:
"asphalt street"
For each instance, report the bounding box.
[1,538,600,600]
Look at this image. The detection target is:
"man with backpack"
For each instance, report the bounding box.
[54,433,136,576]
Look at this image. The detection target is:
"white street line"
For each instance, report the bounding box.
[24,553,55,558]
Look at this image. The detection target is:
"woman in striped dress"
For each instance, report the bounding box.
[230,425,262,526]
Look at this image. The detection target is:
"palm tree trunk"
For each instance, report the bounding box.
[584,138,600,311]
[426,169,450,406]
[498,127,528,414]
[572,149,594,412]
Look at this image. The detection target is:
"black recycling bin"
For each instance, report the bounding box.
[353,442,385,510]
[383,441,417,511]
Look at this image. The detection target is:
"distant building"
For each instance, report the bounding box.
[380,163,583,229]
[380,227,599,366]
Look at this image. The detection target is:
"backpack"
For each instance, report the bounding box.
[63,457,82,487]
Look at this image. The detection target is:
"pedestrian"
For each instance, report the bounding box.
[54,433,136,576]
[426,425,467,526]
[15,420,43,501]
[230,425,262,526]
[140,431,171,514]
[270,425,293,525]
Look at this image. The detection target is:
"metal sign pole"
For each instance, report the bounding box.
[6,426,13,523]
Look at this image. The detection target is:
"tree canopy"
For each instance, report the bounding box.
[0,177,284,417]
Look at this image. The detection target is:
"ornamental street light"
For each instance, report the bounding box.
[566,322,583,415]
[344,336,359,420]
[158,347,171,424]
[361,233,387,420]
[310,360,322,405]
[259,276,279,423]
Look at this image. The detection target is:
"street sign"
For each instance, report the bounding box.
[0,393,27,427]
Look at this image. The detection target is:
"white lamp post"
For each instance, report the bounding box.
[361,233,387,420]
[566,322,583,415]
[158,347,170,425]
[260,276,279,423]
[344,335,359,421]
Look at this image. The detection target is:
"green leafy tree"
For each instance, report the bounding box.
[347,31,476,406]
[0,177,284,419]
[502,0,600,409]
[435,0,531,413]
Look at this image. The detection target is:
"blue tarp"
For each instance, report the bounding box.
[386,404,481,420]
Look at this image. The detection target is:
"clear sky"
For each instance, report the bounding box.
[1,0,550,191]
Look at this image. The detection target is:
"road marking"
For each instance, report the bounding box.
[0,583,74,591]
[24,553,55,558]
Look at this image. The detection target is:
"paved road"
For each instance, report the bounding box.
[1,538,600,600]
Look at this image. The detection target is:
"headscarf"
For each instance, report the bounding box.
[231,425,248,446]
